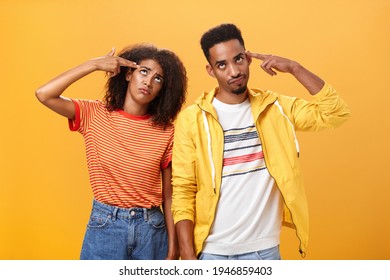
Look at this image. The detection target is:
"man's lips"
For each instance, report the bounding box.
[228,75,246,85]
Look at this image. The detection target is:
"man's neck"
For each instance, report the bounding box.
[214,88,248,104]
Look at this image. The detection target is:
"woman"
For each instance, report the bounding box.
[35,44,187,260]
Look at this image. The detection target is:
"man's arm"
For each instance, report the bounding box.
[175,220,197,259]
[246,51,324,95]
[171,109,199,259]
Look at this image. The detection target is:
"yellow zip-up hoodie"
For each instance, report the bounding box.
[172,82,350,257]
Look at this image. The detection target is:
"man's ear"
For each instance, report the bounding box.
[246,52,252,66]
[206,64,215,78]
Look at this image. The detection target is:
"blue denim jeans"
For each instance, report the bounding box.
[80,199,168,260]
[199,245,281,260]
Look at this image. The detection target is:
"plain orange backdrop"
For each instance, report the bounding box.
[1,0,389,260]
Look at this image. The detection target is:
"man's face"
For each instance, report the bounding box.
[206,39,251,96]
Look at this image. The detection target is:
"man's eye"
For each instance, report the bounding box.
[236,57,243,63]
[218,63,226,69]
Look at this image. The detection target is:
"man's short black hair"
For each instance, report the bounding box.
[200,23,245,61]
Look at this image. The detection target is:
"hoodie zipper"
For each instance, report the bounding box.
[254,100,306,257]
[199,105,224,194]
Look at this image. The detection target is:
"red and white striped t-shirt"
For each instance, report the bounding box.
[68,99,173,208]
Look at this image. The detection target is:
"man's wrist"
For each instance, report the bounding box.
[179,247,197,260]
[290,61,303,76]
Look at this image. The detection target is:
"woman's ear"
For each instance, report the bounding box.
[125,69,133,81]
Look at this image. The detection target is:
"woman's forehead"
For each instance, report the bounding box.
[138,59,163,76]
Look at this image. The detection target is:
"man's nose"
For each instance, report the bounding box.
[228,64,240,77]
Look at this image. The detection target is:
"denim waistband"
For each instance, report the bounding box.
[91,199,161,220]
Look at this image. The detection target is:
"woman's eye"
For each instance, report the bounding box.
[154,76,162,83]
[140,69,148,75]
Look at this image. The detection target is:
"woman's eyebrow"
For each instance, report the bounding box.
[139,65,151,71]
[139,65,164,78]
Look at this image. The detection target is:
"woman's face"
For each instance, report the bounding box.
[125,59,164,108]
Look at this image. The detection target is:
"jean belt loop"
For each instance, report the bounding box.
[112,207,118,221]
[143,208,148,221]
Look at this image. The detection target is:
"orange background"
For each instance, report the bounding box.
[1,0,389,259]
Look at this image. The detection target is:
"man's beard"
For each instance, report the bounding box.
[232,85,247,95]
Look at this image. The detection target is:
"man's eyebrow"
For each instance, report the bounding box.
[234,52,245,60]
[214,59,226,67]
[213,52,245,66]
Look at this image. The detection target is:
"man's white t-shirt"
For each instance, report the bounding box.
[202,97,283,255]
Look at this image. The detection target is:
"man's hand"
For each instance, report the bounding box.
[246,51,298,76]
[246,51,324,95]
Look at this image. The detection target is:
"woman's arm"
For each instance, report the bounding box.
[35,48,137,119]
[162,164,180,259]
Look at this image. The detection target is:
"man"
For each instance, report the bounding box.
[172,23,350,260]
